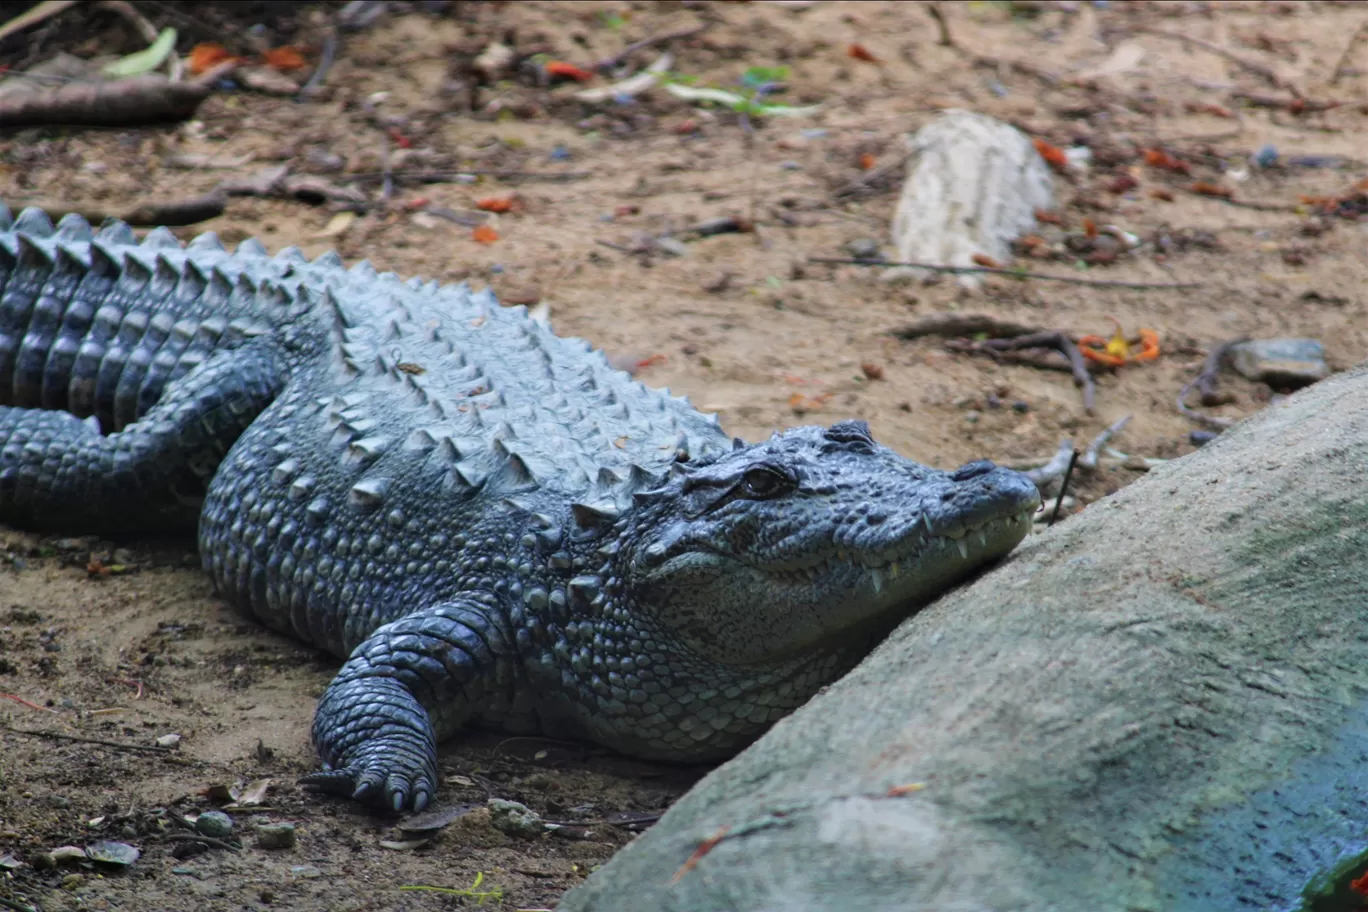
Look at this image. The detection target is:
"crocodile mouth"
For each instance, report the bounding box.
[762,506,1038,592]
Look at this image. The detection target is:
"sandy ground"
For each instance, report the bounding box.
[2,1,1368,909]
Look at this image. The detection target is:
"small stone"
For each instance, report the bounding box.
[1229,338,1328,388]
[255,823,296,850]
[155,733,182,748]
[49,795,70,809]
[1189,430,1220,447]
[964,410,981,424]
[843,238,882,260]
[195,811,233,838]
[487,798,544,839]
[290,864,323,878]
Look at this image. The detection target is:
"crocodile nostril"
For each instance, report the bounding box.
[951,460,996,481]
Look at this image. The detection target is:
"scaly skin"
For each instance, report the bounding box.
[0,206,1041,812]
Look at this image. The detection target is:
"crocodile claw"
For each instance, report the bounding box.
[299,749,437,813]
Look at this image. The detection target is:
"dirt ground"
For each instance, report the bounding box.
[2,1,1368,909]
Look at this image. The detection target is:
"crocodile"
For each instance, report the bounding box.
[0,205,1041,812]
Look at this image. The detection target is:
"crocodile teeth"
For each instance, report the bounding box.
[888,561,900,580]
[923,515,933,533]
[957,540,970,560]
[870,568,884,594]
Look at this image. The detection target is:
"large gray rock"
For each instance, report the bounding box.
[562,364,1368,912]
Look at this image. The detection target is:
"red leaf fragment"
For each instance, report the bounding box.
[1142,148,1191,174]
[847,43,880,63]
[546,61,595,82]
[1032,137,1069,172]
[472,225,499,244]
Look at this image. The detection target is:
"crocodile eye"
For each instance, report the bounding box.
[739,467,790,499]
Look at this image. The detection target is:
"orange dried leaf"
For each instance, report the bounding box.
[472,225,499,244]
[1082,217,1098,239]
[1350,870,1368,896]
[546,60,595,81]
[970,253,1002,268]
[1032,137,1069,171]
[1142,148,1191,174]
[847,43,880,63]
[1034,208,1065,226]
[262,46,308,71]
[188,43,238,75]
[858,152,876,170]
[1189,181,1233,199]
[476,196,517,213]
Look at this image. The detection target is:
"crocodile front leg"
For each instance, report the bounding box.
[0,339,286,534]
[301,597,521,812]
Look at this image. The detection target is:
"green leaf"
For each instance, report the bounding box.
[102,27,177,79]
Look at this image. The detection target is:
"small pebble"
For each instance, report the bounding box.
[964,410,981,424]
[195,811,233,839]
[1229,338,1328,388]
[487,799,544,839]
[843,238,882,260]
[255,823,296,850]
[1189,430,1220,447]
[156,733,182,749]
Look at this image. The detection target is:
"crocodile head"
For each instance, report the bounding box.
[621,420,1041,665]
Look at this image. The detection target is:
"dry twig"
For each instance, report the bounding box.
[944,331,1096,414]
[1177,338,1248,430]
[595,20,712,71]
[0,73,215,127]
[3,724,175,754]
[809,257,1203,290]
[892,312,1042,340]
[1124,26,1303,97]
[1330,20,1368,85]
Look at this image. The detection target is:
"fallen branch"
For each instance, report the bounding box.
[926,2,954,47]
[3,724,175,754]
[893,312,1043,341]
[1123,26,1303,97]
[1177,337,1248,430]
[808,257,1203,290]
[944,331,1096,414]
[595,20,712,71]
[1080,415,1132,469]
[832,151,913,199]
[14,192,227,227]
[0,61,233,128]
[342,168,593,185]
[1330,19,1368,85]
[1023,440,1074,488]
[158,832,241,854]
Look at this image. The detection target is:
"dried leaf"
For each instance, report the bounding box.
[475,196,519,213]
[188,43,240,76]
[847,43,880,63]
[379,837,432,850]
[310,211,356,239]
[1142,148,1191,174]
[86,840,139,866]
[262,46,308,71]
[103,27,178,79]
[472,225,499,244]
[236,778,272,806]
[1031,137,1068,171]
[546,61,595,82]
